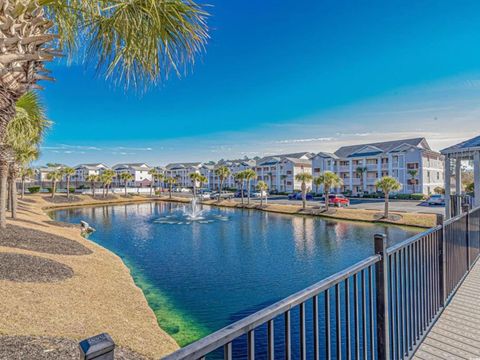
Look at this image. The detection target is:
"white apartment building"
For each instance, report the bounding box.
[254,152,314,193]
[36,165,64,186]
[165,162,203,188]
[311,138,444,195]
[72,163,110,185]
[112,163,153,187]
[209,159,257,191]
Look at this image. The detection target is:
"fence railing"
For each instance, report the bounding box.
[160,206,480,360]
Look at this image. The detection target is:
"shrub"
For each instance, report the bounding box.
[410,193,427,200]
[27,186,41,194]
[68,187,75,193]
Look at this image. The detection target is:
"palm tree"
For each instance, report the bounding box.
[234,171,246,204]
[256,181,268,207]
[166,177,177,199]
[243,169,257,205]
[9,146,38,217]
[101,170,116,198]
[1,92,49,226]
[62,167,75,199]
[189,172,203,198]
[316,171,343,210]
[375,176,402,218]
[86,174,99,198]
[47,170,62,199]
[408,169,418,193]
[155,173,166,196]
[120,172,134,197]
[0,1,209,229]
[148,169,159,197]
[215,166,231,202]
[356,166,367,195]
[295,173,313,210]
[20,167,35,199]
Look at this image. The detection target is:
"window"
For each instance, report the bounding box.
[287,171,292,175]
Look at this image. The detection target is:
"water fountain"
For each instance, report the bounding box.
[154,196,229,225]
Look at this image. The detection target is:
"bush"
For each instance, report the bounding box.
[68,187,75,193]
[410,193,427,200]
[27,186,41,194]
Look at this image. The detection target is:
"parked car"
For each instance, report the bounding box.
[427,194,445,206]
[211,191,235,200]
[326,194,350,207]
[234,190,246,198]
[288,192,313,201]
[197,192,211,200]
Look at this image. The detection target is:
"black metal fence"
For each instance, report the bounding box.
[162,206,480,360]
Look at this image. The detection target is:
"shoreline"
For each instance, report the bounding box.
[43,193,436,228]
[0,194,179,359]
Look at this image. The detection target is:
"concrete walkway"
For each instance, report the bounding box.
[413,261,480,360]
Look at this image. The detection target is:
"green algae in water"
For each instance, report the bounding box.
[123,259,210,346]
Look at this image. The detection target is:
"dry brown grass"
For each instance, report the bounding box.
[1,194,179,359]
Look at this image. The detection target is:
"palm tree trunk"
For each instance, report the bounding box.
[92,182,95,197]
[169,185,172,199]
[125,183,128,197]
[21,178,25,199]
[324,189,329,210]
[66,177,71,199]
[9,164,17,219]
[218,180,223,203]
[150,183,153,197]
[51,181,56,198]
[247,180,251,205]
[241,183,244,205]
[385,193,389,218]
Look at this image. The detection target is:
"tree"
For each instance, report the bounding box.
[10,146,38,217]
[120,172,134,197]
[189,172,203,198]
[295,173,313,209]
[256,181,268,207]
[20,167,35,199]
[375,176,402,218]
[215,166,231,202]
[243,169,257,205]
[166,177,177,199]
[355,166,367,195]
[234,171,246,204]
[0,1,209,229]
[466,182,474,193]
[434,186,445,195]
[2,92,49,225]
[316,171,343,210]
[408,169,418,193]
[61,167,75,198]
[47,170,62,199]
[148,169,159,196]
[155,173,166,196]
[86,174,99,198]
[101,170,116,198]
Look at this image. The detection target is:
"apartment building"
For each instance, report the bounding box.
[72,163,110,185]
[209,159,257,190]
[165,162,203,188]
[254,152,314,193]
[112,163,152,187]
[311,138,444,195]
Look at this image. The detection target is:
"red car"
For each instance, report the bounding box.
[327,194,350,207]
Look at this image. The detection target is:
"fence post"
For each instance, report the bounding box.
[374,233,389,360]
[436,214,446,306]
[463,204,471,269]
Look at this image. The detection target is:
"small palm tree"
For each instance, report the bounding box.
[243,169,257,205]
[61,167,75,199]
[295,173,313,209]
[215,166,231,203]
[235,171,246,204]
[46,170,62,199]
[148,169,159,197]
[256,181,269,207]
[155,173,166,196]
[120,172,134,197]
[356,166,367,195]
[375,176,402,218]
[86,174,99,198]
[101,170,116,198]
[166,177,177,199]
[20,167,35,199]
[316,171,343,210]
[189,172,203,198]
[408,169,418,193]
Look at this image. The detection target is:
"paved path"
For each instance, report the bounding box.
[413,261,480,360]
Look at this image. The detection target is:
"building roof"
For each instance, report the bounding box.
[165,162,202,170]
[441,135,480,155]
[75,163,109,170]
[314,151,339,160]
[113,163,151,171]
[334,138,429,158]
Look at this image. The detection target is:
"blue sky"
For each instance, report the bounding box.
[40,0,480,165]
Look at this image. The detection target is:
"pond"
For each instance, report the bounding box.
[50,201,422,348]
